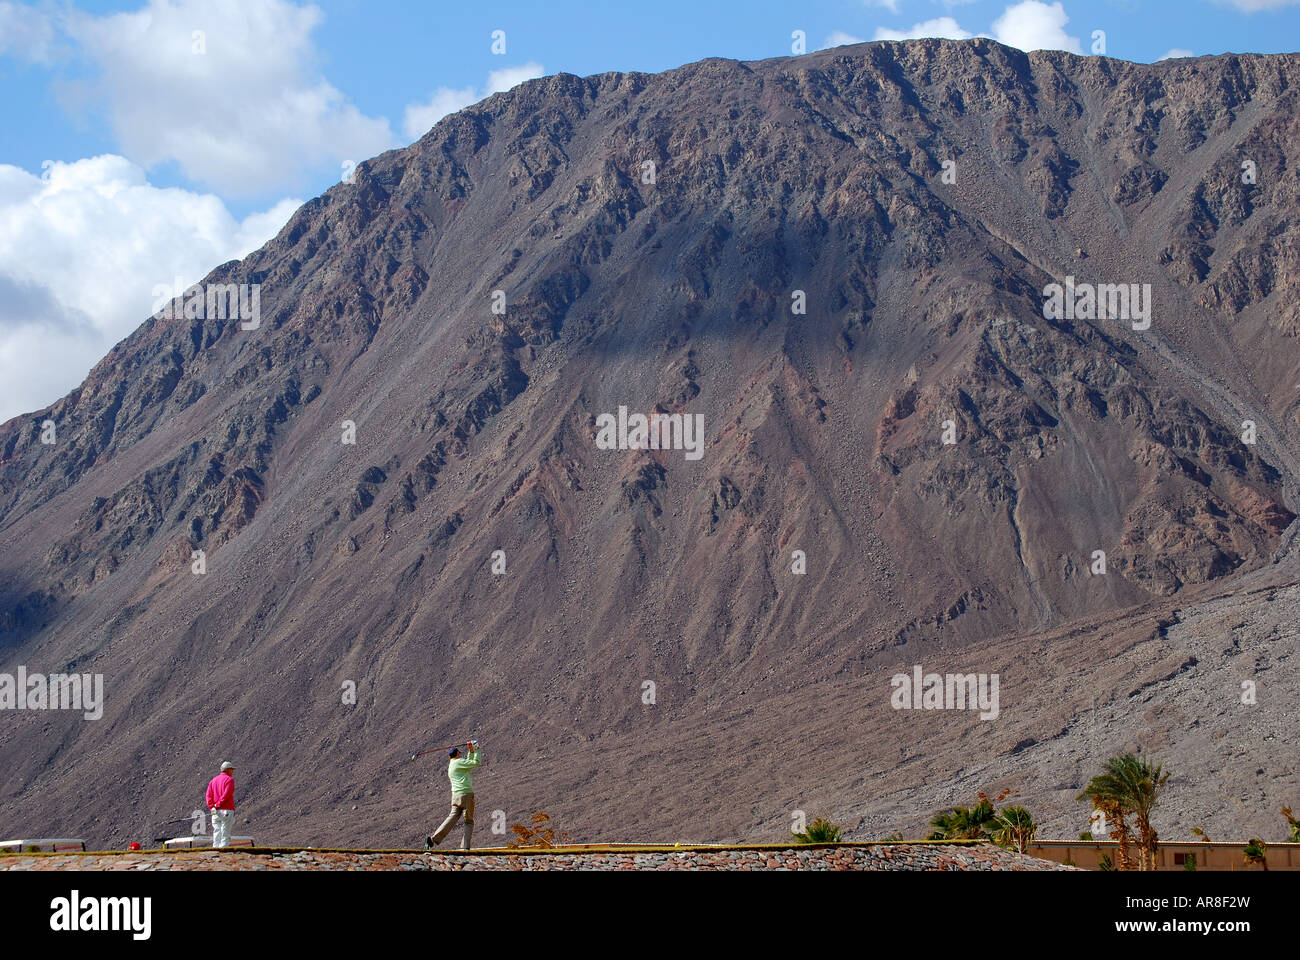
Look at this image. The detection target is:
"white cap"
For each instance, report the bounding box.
[221,761,234,771]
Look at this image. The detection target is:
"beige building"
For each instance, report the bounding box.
[1028,840,1300,871]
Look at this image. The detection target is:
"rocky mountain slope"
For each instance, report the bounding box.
[1,38,1298,846]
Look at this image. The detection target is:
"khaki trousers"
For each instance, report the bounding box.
[211,808,234,848]
[432,793,475,849]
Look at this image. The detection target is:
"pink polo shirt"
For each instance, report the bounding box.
[206,772,235,810]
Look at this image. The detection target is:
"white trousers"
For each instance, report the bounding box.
[211,808,234,848]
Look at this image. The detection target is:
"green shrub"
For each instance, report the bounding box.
[793,817,842,844]
[1283,807,1300,844]
[1244,838,1268,870]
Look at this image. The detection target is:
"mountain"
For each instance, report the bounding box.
[2,37,1298,847]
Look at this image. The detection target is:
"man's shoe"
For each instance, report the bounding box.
[425,835,434,851]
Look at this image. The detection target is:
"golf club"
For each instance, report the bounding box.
[409,739,480,762]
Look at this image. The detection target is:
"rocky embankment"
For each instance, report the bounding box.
[1,843,1076,871]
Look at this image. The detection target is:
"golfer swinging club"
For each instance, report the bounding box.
[426,740,481,850]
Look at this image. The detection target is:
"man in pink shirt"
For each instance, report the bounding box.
[205,761,235,848]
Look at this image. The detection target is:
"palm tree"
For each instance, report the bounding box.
[1100,798,1135,870]
[1079,765,1136,870]
[1079,753,1167,870]
[927,797,996,840]
[990,806,1037,854]
[1120,754,1169,872]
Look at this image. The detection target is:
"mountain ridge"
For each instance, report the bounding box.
[2,37,1298,845]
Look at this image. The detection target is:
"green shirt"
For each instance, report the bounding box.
[448,748,481,795]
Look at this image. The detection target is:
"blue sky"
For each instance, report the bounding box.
[0,0,1297,421]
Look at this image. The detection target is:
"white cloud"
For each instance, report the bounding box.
[990,1,1083,53]
[873,17,974,41]
[487,62,545,94]
[0,156,299,422]
[870,1,1082,53]
[403,88,479,141]
[403,62,545,141]
[821,31,866,50]
[1215,0,1300,10]
[863,0,901,12]
[64,0,395,195]
[0,1,56,62]
[1157,48,1195,60]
